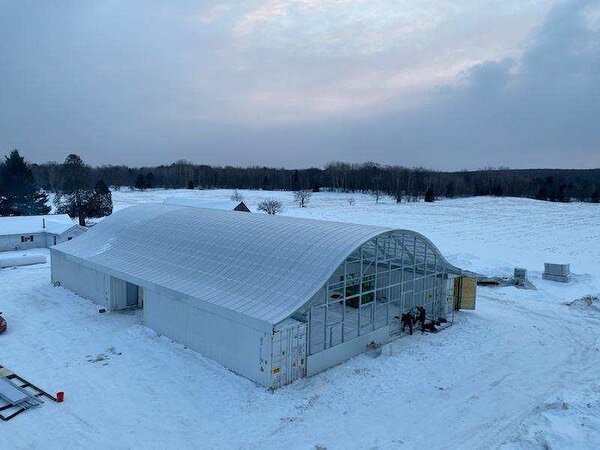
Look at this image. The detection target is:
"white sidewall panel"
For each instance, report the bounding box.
[143,289,272,387]
[306,326,391,377]
[51,251,109,308]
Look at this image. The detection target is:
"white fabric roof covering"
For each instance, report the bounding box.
[163,197,247,211]
[0,214,75,235]
[52,204,458,329]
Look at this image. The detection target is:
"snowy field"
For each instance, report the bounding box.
[2,189,600,449]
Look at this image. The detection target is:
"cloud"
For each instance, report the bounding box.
[0,0,597,170]
[194,0,553,124]
[197,4,232,24]
[329,0,600,168]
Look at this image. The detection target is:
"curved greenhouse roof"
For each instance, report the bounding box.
[52,204,460,329]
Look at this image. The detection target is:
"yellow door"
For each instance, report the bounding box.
[454,277,477,310]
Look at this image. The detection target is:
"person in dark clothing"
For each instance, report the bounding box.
[401,312,414,335]
[417,306,427,333]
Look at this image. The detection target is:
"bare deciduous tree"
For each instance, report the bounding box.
[257,199,284,215]
[371,175,384,204]
[293,189,312,207]
[230,190,244,202]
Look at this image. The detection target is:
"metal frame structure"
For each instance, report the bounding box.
[296,231,456,356]
[51,204,463,388]
[0,366,59,421]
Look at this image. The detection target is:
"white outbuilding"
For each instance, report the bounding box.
[51,204,463,388]
[0,214,86,252]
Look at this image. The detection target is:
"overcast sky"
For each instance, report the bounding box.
[1,0,598,169]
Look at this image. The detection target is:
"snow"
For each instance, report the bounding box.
[0,252,47,268]
[163,196,245,210]
[3,190,600,449]
[0,214,75,235]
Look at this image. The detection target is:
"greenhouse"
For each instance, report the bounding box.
[50,204,463,388]
[298,230,459,357]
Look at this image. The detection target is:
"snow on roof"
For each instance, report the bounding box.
[0,214,76,236]
[163,197,248,211]
[52,204,459,329]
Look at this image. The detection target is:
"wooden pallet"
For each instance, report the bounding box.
[0,365,59,421]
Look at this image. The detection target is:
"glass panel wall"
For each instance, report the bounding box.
[307,231,452,355]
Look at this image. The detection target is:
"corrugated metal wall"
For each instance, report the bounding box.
[109,276,128,310]
[51,251,109,308]
[143,289,273,387]
[270,319,307,388]
[52,250,275,387]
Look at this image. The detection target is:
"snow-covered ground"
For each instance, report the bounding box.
[3,190,600,449]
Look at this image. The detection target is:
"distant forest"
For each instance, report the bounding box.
[30,159,600,203]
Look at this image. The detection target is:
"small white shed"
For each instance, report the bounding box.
[0,215,86,252]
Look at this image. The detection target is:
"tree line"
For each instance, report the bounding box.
[30,159,600,203]
[2,150,599,223]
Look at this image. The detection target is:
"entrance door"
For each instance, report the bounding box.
[327,322,343,348]
[137,286,144,307]
[271,321,307,388]
[125,282,139,308]
[454,277,477,310]
[110,277,142,310]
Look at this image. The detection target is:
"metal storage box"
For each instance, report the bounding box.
[543,263,571,283]
[514,268,527,280]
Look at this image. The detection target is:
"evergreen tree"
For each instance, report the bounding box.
[261,175,270,190]
[134,173,147,190]
[444,182,455,199]
[291,169,300,191]
[535,184,548,200]
[54,154,91,226]
[85,180,113,218]
[145,172,155,189]
[0,149,50,216]
[591,188,600,203]
[187,179,194,190]
[424,186,435,202]
[491,185,504,197]
[554,184,570,203]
